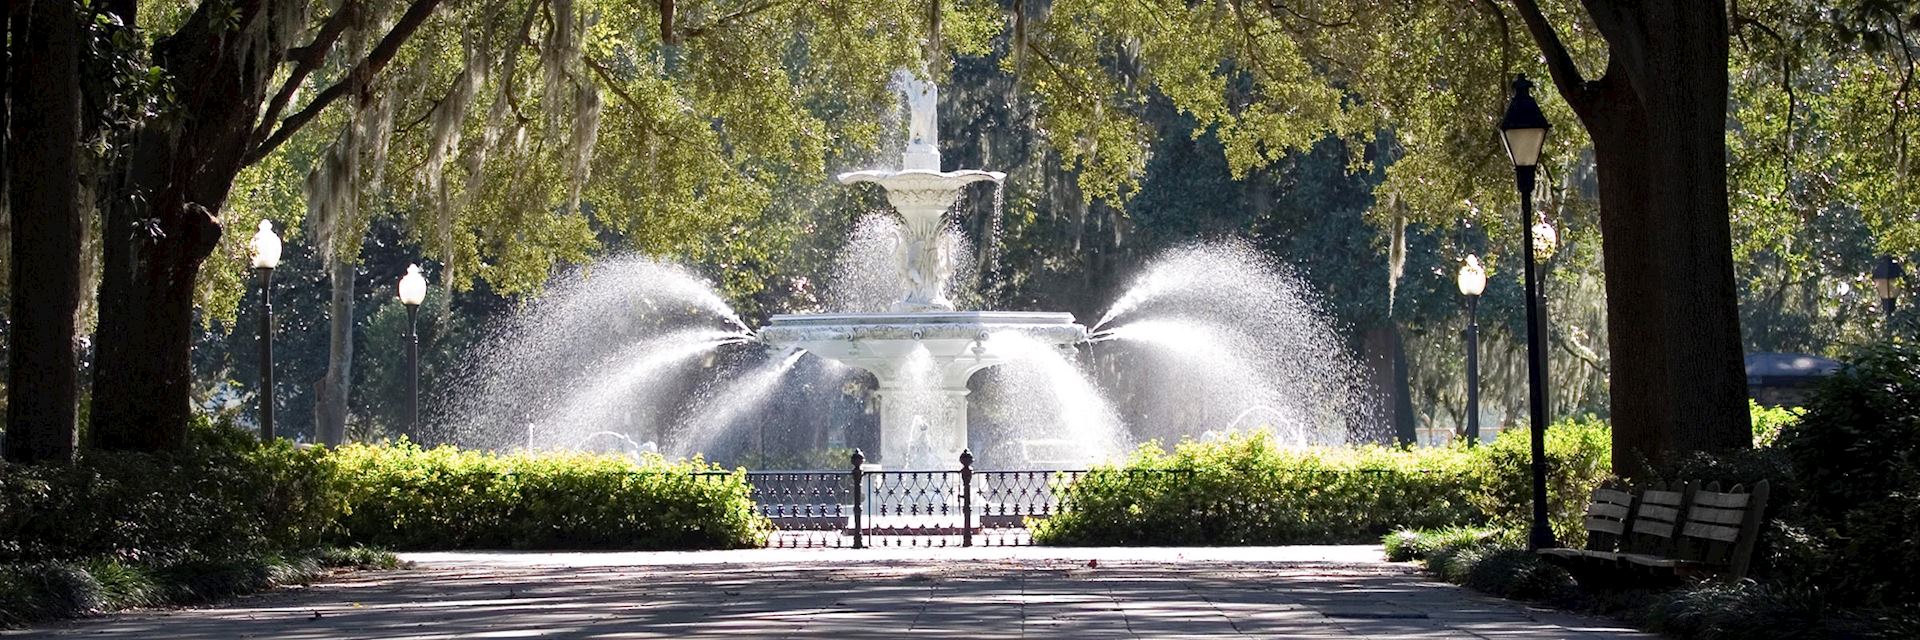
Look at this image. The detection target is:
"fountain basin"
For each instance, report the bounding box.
[760,311,1087,468]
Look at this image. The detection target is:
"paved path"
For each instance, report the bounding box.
[8,546,1651,639]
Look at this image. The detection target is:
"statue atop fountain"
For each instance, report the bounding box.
[759,70,1088,469]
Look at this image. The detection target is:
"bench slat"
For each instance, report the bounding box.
[1635,521,1674,538]
[1641,490,1684,506]
[1593,488,1633,504]
[1688,505,1746,525]
[1585,516,1627,535]
[1683,522,1741,542]
[1692,491,1751,508]
[1587,502,1631,519]
[1637,504,1680,523]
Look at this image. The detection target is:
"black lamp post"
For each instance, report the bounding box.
[1873,255,1903,338]
[248,221,283,442]
[398,265,428,436]
[1457,255,1486,446]
[1500,75,1558,550]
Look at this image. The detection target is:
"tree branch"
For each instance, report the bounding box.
[251,1,359,149]
[681,0,787,39]
[244,0,446,166]
[1507,0,1591,109]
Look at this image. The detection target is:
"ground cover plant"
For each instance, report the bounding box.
[1030,417,1612,545]
[1383,343,1920,639]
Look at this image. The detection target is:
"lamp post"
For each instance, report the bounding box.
[248,221,283,442]
[1873,255,1903,339]
[1457,255,1486,446]
[398,264,428,436]
[1500,75,1558,550]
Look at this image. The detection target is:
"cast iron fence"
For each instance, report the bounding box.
[705,450,1208,548]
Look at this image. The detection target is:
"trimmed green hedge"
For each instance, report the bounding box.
[0,422,343,565]
[1030,417,1612,546]
[331,443,768,550]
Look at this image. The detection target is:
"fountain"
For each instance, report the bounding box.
[757,72,1087,470]
[437,70,1375,471]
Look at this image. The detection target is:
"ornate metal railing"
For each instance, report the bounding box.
[708,450,1205,548]
[700,461,1412,549]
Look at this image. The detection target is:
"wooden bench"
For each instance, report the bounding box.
[1618,480,1770,580]
[1538,480,1769,586]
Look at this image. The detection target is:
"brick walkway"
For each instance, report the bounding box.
[7,547,1651,639]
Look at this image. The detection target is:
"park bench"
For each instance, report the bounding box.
[1538,480,1770,586]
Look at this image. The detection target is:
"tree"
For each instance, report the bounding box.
[4,0,84,463]
[1005,0,1920,471]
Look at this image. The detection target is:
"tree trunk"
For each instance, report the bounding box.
[316,256,355,445]
[4,0,83,463]
[1522,0,1751,474]
[1391,325,1418,446]
[90,1,294,450]
[1581,76,1675,475]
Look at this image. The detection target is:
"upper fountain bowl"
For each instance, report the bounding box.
[837,165,1006,190]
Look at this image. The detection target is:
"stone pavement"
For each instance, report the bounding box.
[7,546,1653,639]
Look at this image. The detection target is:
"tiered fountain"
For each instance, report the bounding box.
[757,74,1087,470]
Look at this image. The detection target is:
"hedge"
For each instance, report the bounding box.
[1030,416,1613,546]
[331,443,767,550]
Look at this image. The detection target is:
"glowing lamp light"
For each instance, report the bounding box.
[398,264,428,306]
[1531,220,1558,261]
[249,220,282,270]
[1457,255,1487,297]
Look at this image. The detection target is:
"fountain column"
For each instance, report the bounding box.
[875,384,969,469]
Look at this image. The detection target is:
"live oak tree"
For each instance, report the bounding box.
[1010,0,1920,473]
[5,0,986,449]
[4,0,85,463]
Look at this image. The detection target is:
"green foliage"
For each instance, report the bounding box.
[1466,415,1614,544]
[1749,400,1803,447]
[1031,419,1612,546]
[1030,432,1483,545]
[0,418,345,565]
[1774,342,1920,605]
[330,443,768,550]
[1460,548,1577,602]
[1637,581,1918,640]
[1382,526,1508,562]
[0,548,397,627]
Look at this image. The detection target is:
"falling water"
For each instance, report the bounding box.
[1090,240,1376,445]
[670,349,807,460]
[527,330,746,450]
[972,331,1128,467]
[431,255,753,451]
[826,212,978,312]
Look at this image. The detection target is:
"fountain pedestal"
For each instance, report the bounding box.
[758,312,1086,468]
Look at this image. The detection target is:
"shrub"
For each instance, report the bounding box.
[1382,526,1506,562]
[1749,400,1802,447]
[0,418,345,565]
[0,548,397,627]
[1029,431,1482,545]
[330,442,769,550]
[1461,548,1576,601]
[1032,419,1612,546]
[1466,415,1614,545]
[1774,342,1920,605]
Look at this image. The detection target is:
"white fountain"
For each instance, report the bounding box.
[758,72,1087,469]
